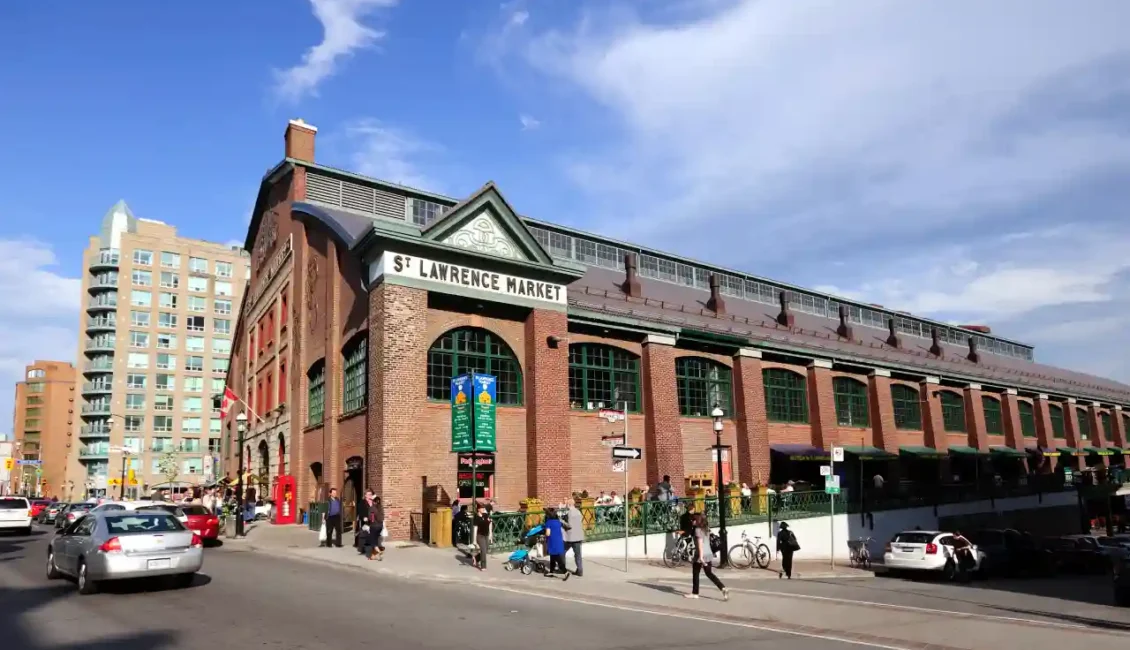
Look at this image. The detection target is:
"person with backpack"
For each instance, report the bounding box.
[777,521,799,579]
[685,512,728,600]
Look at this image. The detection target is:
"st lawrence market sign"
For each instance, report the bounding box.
[371,252,567,307]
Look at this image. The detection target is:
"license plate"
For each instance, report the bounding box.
[900,547,915,553]
[147,559,172,570]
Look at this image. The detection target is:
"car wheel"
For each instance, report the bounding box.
[46,550,60,580]
[77,560,97,595]
[23,526,32,536]
[943,560,957,582]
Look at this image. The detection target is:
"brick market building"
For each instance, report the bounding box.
[225,119,1130,539]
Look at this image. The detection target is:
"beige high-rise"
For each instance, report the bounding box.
[9,361,76,498]
[69,201,248,498]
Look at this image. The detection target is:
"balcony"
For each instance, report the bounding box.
[85,338,116,354]
[78,448,110,461]
[78,425,112,440]
[85,316,117,334]
[83,358,114,375]
[87,273,120,293]
[80,403,111,417]
[88,250,120,272]
[81,381,113,396]
[86,296,118,313]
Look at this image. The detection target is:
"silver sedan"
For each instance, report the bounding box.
[46,511,204,594]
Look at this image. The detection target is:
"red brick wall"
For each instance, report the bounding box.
[1001,393,1023,449]
[681,418,737,486]
[524,309,571,503]
[1113,408,1128,448]
[868,373,899,452]
[921,381,946,450]
[827,370,874,448]
[1063,402,1083,448]
[806,365,836,449]
[963,386,988,451]
[733,354,769,486]
[570,412,647,499]
[642,341,683,493]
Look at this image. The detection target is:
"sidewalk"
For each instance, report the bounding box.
[222,524,871,585]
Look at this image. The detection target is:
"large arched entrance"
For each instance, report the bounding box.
[257,440,270,496]
[343,456,364,533]
[277,434,287,476]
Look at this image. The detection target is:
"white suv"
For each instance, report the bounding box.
[0,496,32,535]
[882,530,984,580]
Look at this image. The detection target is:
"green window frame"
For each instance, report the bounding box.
[342,336,367,413]
[982,396,1003,435]
[891,384,922,430]
[1076,408,1090,441]
[307,362,325,427]
[426,328,523,406]
[1049,404,1065,438]
[1018,401,1036,438]
[568,344,641,413]
[832,377,869,427]
[1101,412,1111,442]
[940,391,966,433]
[676,357,733,417]
[762,368,808,424]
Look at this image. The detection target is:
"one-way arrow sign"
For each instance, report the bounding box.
[612,446,642,460]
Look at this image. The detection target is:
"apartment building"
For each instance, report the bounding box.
[71,200,248,498]
[10,361,76,498]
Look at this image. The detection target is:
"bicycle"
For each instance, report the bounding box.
[663,533,696,568]
[729,531,772,570]
[848,537,872,569]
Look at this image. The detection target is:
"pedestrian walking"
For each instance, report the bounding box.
[324,488,344,548]
[686,512,727,600]
[358,492,384,560]
[563,497,585,577]
[471,502,492,571]
[543,507,570,580]
[777,521,799,579]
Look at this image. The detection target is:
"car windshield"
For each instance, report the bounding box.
[892,533,935,544]
[70,503,94,511]
[180,505,211,516]
[139,505,183,516]
[104,514,185,534]
[0,499,28,509]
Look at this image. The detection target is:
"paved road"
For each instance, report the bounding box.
[0,525,861,650]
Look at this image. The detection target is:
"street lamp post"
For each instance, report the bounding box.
[712,405,729,567]
[235,412,247,537]
[118,450,129,500]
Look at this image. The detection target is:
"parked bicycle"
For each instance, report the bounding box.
[729,531,773,569]
[848,537,873,569]
[663,533,696,568]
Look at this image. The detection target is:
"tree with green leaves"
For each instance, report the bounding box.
[158,451,180,490]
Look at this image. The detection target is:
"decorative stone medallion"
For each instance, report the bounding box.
[443,214,523,260]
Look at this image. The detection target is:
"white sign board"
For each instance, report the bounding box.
[95,476,108,490]
[820,464,832,477]
[371,252,568,306]
[612,460,626,473]
[832,447,845,463]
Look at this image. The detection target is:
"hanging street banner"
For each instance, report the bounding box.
[472,373,497,452]
[451,374,473,453]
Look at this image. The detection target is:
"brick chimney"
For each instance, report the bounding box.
[621,253,642,298]
[285,119,317,162]
[836,305,853,340]
[707,274,726,315]
[886,318,901,349]
[967,337,980,364]
[929,327,943,356]
[776,291,794,328]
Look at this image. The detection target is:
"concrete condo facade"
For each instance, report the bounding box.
[70,202,248,498]
[225,119,1130,539]
[9,361,76,497]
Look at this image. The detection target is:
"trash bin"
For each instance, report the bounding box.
[225,514,237,539]
[429,507,452,548]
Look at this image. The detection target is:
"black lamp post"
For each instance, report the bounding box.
[712,405,729,567]
[235,412,247,537]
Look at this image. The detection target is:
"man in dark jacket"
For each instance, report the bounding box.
[777,522,798,579]
[324,488,343,548]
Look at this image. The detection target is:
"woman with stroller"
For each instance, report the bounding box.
[543,507,570,581]
[686,512,728,600]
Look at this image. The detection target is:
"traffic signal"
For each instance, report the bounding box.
[2,458,13,471]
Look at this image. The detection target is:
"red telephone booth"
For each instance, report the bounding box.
[274,475,297,525]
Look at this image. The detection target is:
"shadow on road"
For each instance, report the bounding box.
[0,530,48,561]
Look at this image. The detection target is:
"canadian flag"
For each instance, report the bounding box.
[220,387,240,419]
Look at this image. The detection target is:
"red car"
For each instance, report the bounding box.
[29,500,51,519]
[181,504,220,540]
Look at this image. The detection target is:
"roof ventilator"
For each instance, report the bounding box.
[836,304,854,341]
[929,327,943,357]
[886,318,901,349]
[620,252,642,298]
[967,337,980,364]
[776,291,794,328]
[707,273,726,316]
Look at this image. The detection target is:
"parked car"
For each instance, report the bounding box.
[0,496,32,535]
[57,502,96,529]
[179,505,220,541]
[38,502,68,524]
[882,530,984,580]
[1044,536,1108,574]
[46,510,204,594]
[29,500,51,520]
[966,529,1055,577]
[1113,549,1130,606]
[135,503,190,526]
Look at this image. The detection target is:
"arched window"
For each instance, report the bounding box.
[307,361,325,426]
[676,357,733,417]
[832,377,868,427]
[981,396,1003,435]
[1101,412,1111,442]
[277,433,287,475]
[940,391,965,433]
[891,384,922,430]
[568,344,640,412]
[762,368,807,424]
[342,335,367,413]
[427,328,523,405]
[1018,401,1036,438]
[1048,403,1065,438]
[1076,407,1090,441]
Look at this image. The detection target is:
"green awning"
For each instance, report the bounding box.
[1084,446,1116,457]
[948,445,989,456]
[900,445,947,459]
[1109,447,1130,454]
[989,446,1027,458]
[840,445,898,461]
[1056,446,1085,457]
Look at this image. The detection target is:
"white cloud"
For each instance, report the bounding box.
[273,0,399,102]
[519,114,541,131]
[341,119,443,191]
[0,239,80,435]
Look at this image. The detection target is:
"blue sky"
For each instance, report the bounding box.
[2,0,1130,431]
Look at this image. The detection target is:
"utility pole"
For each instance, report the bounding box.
[235,412,247,537]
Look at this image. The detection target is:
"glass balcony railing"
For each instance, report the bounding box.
[88,272,119,292]
[78,446,110,460]
[86,295,118,312]
[89,250,120,271]
[81,381,113,394]
[78,425,112,439]
[85,316,117,333]
[85,338,116,353]
[83,357,114,373]
[80,403,111,416]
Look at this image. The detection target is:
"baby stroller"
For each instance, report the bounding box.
[505,523,549,575]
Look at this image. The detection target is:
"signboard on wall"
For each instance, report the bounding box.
[451,374,473,452]
[370,252,568,307]
[472,373,497,452]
